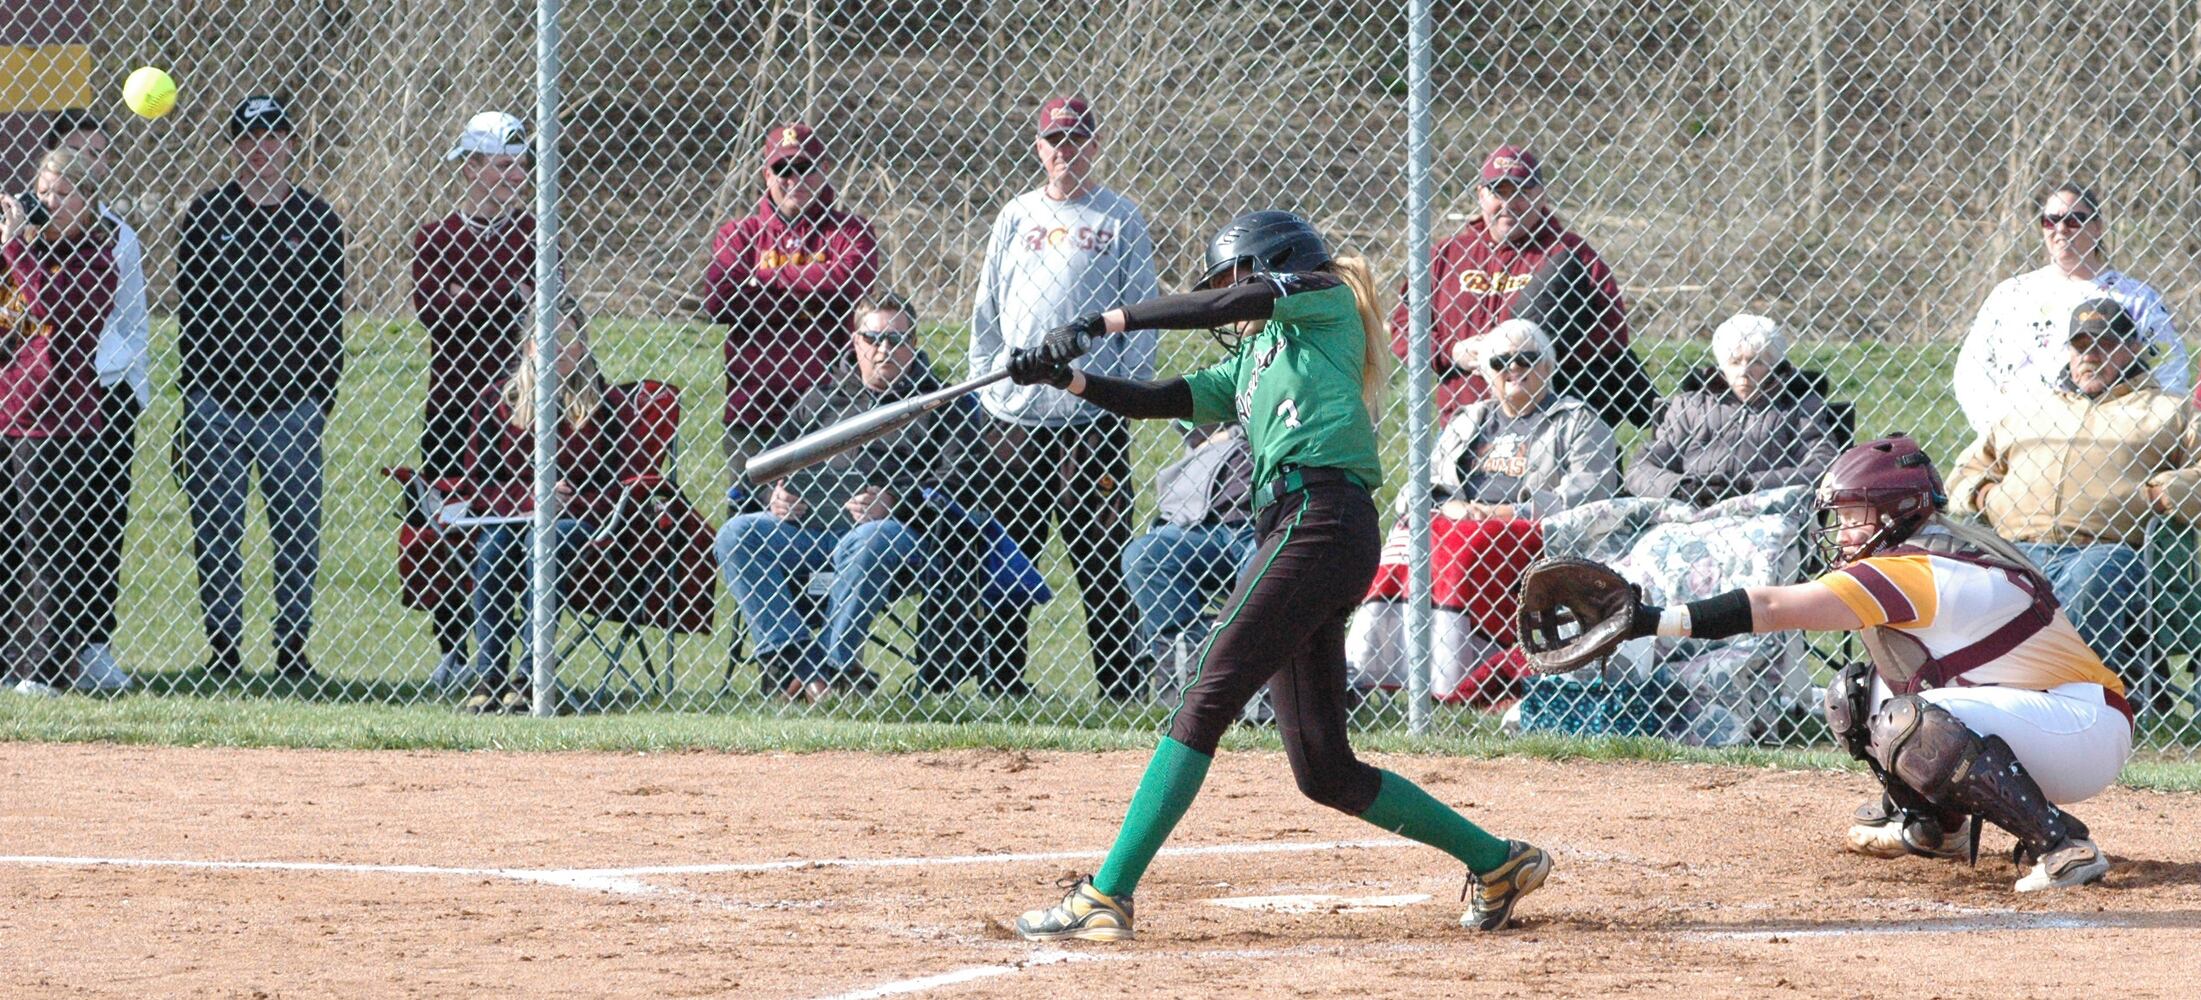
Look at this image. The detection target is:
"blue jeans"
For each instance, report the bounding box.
[2011,541,2145,666]
[715,513,928,680]
[469,520,590,687]
[179,392,326,649]
[1121,522,1258,662]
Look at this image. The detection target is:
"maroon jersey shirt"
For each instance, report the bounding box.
[701,186,878,430]
[0,230,115,438]
[412,211,537,418]
[1388,217,1631,419]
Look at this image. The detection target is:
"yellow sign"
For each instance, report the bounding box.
[0,45,94,113]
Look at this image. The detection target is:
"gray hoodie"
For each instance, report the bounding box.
[1624,364,1840,502]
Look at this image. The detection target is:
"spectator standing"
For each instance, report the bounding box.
[1392,145,1653,428]
[716,294,978,702]
[1953,182,2186,436]
[1,147,119,696]
[701,122,879,500]
[175,96,346,683]
[44,110,148,691]
[456,309,624,713]
[1625,314,1840,505]
[1947,299,2201,701]
[969,96,1159,701]
[412,110,538,686]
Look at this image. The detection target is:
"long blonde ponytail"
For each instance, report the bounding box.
[1325,255,1393,419]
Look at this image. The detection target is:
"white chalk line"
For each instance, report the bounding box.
[0,837,1418,898]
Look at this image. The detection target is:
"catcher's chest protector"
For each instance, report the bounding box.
[1857,520,2059,695]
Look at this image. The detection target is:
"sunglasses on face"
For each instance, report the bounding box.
[2040,210,2097,228]
[770,159,816,179]
[855,328,910,346]
[1486,350,1541,372]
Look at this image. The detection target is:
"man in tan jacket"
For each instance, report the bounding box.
[1948,298,2201,688]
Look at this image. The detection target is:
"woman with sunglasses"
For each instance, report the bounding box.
[1003,210,1552,942]
[1953,181,2186,436]
[701,122,879,502]
[1347,318,1619,705]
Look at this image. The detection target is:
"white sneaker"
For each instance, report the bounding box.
[1845,809,1971,860]
[11,678,64,698]
[2015,838,2109,892]
[74,644,135,692]
[428,652,465,690]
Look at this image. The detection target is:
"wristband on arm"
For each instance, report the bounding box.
[1649,589,1756,641]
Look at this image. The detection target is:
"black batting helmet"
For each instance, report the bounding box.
[1199,210,1332,289]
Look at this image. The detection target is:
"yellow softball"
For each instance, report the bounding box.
[123,67,177,120]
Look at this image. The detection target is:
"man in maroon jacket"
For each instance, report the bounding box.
[1391,146,1655,429]
[701,122,880,502]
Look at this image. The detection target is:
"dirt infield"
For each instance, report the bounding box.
[6,744,2201,999]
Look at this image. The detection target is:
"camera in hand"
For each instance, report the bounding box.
[14,192,49,228]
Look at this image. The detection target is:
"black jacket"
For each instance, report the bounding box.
[769,351,977,534]
[177,182,347,412]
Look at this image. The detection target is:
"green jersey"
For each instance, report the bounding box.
[1180,274,1384,493]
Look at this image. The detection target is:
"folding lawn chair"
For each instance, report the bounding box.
[558,380,719,707]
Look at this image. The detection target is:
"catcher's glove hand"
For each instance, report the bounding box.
[1515,557,1658,674]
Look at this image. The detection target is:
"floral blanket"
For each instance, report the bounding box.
[1529,486,1817,745]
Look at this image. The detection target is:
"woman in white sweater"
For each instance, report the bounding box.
[1953,181,2186,436]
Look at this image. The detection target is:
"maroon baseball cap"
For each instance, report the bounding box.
[761,122,825,167]
[1479,145,1543,189]
[1036,97,1098,139]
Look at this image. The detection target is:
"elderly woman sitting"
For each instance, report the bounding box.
[1625,314,1839,506]
[1349,318,1619,704]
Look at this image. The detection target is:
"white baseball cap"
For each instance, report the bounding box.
[446,111,529,161]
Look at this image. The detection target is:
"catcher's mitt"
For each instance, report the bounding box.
[1515,557,1646,674]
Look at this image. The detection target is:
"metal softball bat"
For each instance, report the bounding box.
[743,369,1010,487]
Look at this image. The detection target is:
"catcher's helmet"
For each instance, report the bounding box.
[1814,435,1947,563]
[1199,210,1332,289]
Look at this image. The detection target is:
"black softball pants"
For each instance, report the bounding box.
[1167,479,1385,814]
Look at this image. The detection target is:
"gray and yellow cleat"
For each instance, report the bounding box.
[2014,838,2109,892]
[1461,840,1552,931]
[1014,874,1134,942]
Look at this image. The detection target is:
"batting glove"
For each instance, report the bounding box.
[1034,314,1106,365]
[1007,347,1074,388]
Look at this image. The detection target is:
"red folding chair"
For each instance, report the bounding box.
[559,380,719,706]
[381,465,472,673]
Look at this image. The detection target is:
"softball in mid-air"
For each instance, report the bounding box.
[123,67,177,119]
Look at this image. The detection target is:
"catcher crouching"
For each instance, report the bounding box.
[1519,435,2131,891]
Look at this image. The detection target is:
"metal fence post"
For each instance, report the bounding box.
[1402,0,1435,734]
[529,0,565,718]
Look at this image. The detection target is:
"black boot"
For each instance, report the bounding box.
[275,634,318,686]
[202,633,241,679]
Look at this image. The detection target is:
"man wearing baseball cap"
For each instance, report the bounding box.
[701,121,880,504]
[409,110,550,690]
[1393,144,1653,429]
[966,95,1160,700]
[175,94,347,685]
[1949,297,2201,711]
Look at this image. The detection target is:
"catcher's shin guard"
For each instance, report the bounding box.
[1869,696,2089,865]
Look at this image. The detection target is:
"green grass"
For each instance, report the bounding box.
[11,691,2201,792]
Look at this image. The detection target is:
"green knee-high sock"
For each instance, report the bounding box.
[1358,769,1512,874]
[1092,737,1213,898]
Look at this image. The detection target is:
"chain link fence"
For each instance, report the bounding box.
[4,0,2200,751]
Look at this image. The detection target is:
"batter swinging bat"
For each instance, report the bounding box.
[743,369,1010,487]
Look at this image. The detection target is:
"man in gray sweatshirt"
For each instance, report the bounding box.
[968,96,1160,701]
